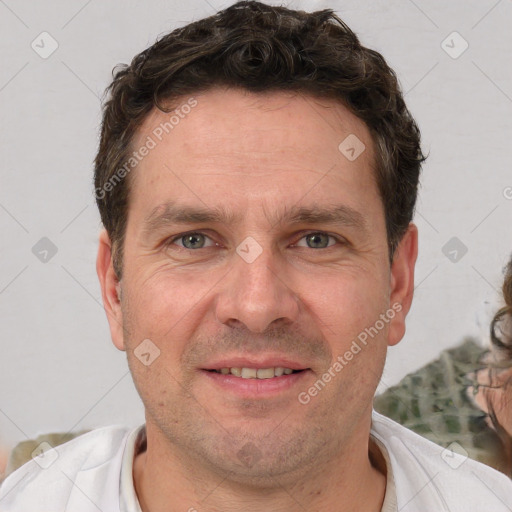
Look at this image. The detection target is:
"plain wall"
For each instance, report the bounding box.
[1,0,511,451]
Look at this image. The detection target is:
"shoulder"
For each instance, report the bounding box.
[0,425,135,511]
[372,411,512,512]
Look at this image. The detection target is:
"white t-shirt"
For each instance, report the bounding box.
[1,411,511,512]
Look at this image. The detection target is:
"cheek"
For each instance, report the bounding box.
[123,267,214,339]
[305,270,389,344]
[303,269,390,401]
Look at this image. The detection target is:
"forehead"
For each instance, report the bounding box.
[127,87,381,227]
[134,88,373,167]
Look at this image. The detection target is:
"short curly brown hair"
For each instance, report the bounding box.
[94,0,426,278]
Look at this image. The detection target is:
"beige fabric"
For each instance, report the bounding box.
[371,435,398,512]
[4,430,89,478]
[120,425,145,512]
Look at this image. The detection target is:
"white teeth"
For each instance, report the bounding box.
[256,368,275,379]
[241,368,257,379]
[215,367,299,378]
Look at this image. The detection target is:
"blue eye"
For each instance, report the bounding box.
[167,231,340,251]
[173,233,215,249]
[296,232,337,249]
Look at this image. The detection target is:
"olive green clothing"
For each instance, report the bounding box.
[374,338,508,475]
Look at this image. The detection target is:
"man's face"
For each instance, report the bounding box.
[98,88,416,481]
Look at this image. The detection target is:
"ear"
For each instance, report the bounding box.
[387,223,418,347]
[96,229,125,351]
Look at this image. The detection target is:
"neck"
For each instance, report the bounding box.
[133,419,387,512]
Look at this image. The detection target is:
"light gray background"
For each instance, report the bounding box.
[1,0,511,452]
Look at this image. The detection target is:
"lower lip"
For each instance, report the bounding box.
[200,369,310,398]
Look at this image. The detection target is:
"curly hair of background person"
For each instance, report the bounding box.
[473,256,512,476]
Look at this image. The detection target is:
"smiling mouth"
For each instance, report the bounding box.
[206,367,306,379]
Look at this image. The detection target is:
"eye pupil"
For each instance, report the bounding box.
[307,233,329,249]
[183,233,205,249]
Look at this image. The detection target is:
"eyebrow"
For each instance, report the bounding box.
[278,204,367,231]
[142,201,368,237]
[143,203,240,237]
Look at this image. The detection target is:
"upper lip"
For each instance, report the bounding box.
[202,355,309,371]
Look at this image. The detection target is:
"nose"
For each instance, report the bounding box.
[214,245,300,333]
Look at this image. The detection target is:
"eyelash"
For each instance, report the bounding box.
[166,231,344,250]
